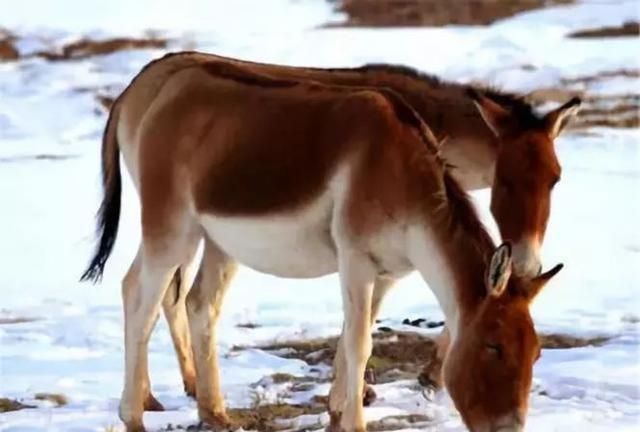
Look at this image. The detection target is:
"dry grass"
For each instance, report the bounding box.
[162,402,325,432]
[540,333,611,349]
[330,0,574,27]
[166,330,612,431]
[240,329,612,388]
[569,21,640,38]
[228,403,325,432]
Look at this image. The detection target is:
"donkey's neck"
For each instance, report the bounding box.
[406,169,494,340]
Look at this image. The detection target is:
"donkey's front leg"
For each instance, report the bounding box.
[331,275,396,420]
[332,250,376,432]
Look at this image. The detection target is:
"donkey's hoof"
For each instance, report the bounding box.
[184,380,197,398]
[363,384,377,406]
[126,422,146,432]
[417,372,443,392]
[326,410,341,432]
[143,393,165,412]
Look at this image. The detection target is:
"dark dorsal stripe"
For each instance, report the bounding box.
[322,62,543,129]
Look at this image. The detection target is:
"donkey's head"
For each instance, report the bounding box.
[444,243,562,432]
[469,91,580,277]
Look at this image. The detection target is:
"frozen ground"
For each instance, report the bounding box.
[1,0,639,430]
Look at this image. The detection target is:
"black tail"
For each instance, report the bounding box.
[80,100,123,283]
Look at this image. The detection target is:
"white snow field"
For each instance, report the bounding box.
[1,0,639,431]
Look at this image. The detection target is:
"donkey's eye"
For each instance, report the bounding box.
[499,179,514,193]
[485,343,503,358]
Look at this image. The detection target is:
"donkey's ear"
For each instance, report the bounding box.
[544,97,581,138]
[467,88,512,138]
[527,263,563,301]
[486,242,513,297]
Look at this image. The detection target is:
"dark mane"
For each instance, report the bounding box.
[355,63,443,87]
[479,87,544,129]
[374,88,444,162]
[359,63,543,129]
[442,170,495,255]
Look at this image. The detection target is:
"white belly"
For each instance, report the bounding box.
[199,196,338,278]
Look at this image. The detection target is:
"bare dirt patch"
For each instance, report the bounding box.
[0,29,19,61]
[163,402,325,432]
[241,329,612,386]
[568,21,640,38]
[0,397,34,412]
[36,37,167,61]
[0,32,167,63]
[170,330,612,431]
[229,403,325,432]
[34,392,68,407]
[540,333,610,349]
[329,0,573,27]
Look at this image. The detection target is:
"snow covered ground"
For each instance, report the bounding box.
[1,0,639,430]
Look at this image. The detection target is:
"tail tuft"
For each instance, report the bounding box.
[80,100,122,283]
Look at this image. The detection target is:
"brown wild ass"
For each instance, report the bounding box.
[89,53,580,403]
[82,59,566,432]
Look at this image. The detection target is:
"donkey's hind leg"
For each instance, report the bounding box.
[418,326,449,393]
[186,237,238,427]
[119,232,199,432]
[162,251,200,398]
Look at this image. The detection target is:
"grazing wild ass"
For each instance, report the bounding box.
[90,53,580,403]
[82,58,567,432]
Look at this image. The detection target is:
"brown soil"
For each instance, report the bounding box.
[0,32,167,63]
[568,21,640,38]
[330,0,574,27]
[36,37,167,61]
[0,29,18,61]
[0,39,19,61]
[0,398,34,412]
[34,392,68,407]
